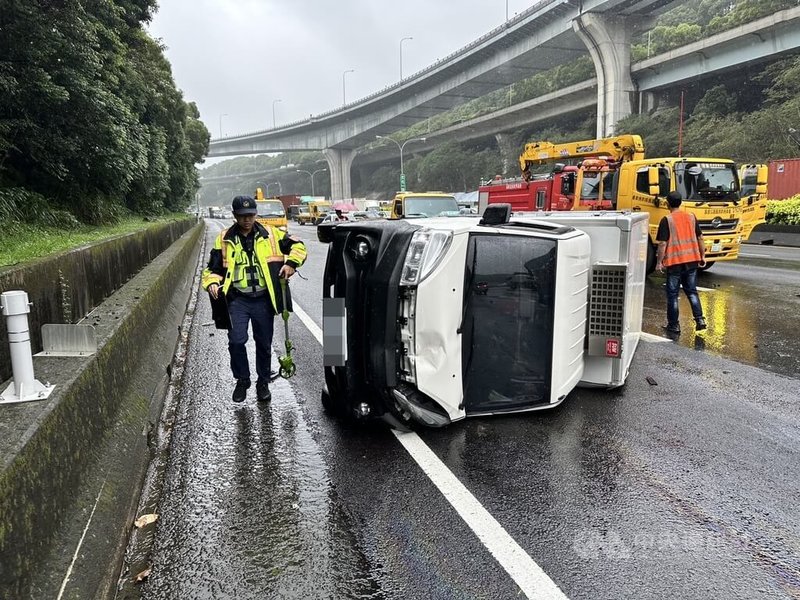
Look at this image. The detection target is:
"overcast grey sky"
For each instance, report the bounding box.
[149,1,529,140]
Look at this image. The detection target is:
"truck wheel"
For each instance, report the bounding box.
[698,261,715,272]
[646,242,656,274]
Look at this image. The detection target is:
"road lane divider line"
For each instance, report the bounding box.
[739,252,772,258]
[695,286,715,292]
[392,430,568,599]
[290,302,568,600]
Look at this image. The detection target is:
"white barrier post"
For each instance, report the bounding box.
[1,290,55,404]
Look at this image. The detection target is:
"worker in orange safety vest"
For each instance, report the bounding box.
[655,191,707,335]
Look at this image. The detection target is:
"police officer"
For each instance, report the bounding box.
[202,195,307,402]
[655,190,707,334]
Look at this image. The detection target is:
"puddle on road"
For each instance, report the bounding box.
[642,275,800,378]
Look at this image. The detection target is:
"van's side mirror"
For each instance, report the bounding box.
[647,167,660,197]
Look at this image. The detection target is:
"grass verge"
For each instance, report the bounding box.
[0,214,195,268]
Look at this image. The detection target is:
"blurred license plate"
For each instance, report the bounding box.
[711,243,721,252]
[323,298,347,366]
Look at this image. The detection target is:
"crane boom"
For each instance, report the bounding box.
[519,134,645,175]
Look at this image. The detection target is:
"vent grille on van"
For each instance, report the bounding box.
[587,265,626,357]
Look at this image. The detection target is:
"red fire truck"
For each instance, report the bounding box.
[477,164,581,214]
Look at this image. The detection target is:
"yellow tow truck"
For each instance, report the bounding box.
[389,191,460,219]
[519,134,748,272]
[254,188,287,229]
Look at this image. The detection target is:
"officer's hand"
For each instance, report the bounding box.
[279,265,296,279]
[656,262,664,273]
[208,283,219,299]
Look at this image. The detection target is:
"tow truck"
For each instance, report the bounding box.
[477,165,577,213]
[517,134,747,272]
[389,191,460,219]
[319,205,648,428]
[254,188,288,229]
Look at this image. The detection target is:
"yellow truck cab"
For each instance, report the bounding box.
[254,188,287,229]
[296,201,332,225]
[390,192,460,219]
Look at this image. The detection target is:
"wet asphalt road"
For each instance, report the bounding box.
[142,221,800,599]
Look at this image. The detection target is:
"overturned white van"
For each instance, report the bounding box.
[319,206,649,428]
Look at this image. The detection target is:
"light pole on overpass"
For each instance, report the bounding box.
[268,181,283,196]
[218,113,228,138]
[376,135,426,192]
[297,169,327,197]
[400,37,413,80]
[342,69,354,105]
[272,99,281,128]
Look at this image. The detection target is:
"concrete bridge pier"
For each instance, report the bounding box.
[573,13,635,137]
[323,148,357,200]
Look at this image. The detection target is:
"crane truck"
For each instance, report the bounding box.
[517,134,747,272]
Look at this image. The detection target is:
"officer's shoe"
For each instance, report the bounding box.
[256,380,272,403]
[232,378,251,403]
[662,324,681,335]
[695,317,707,331]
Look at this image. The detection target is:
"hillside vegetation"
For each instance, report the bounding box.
[0,0,210,229]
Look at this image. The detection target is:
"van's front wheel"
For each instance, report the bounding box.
[646,242,656,274]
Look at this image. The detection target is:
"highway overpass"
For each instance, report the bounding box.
[204,3,800,198]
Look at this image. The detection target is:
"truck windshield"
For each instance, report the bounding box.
[580,172,615,200]
[676,163,739,201]
[404,196,459,217]
[257,201,285,217]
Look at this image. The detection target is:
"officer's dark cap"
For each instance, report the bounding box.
[232,195,257,215]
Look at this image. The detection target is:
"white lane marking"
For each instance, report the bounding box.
[695,286,715,292]
[640,332,671,343]
[393,431,568,599]
[739,252,772,258]
[57,477,107,600]
[291,301,323,342]
[290,302,568,600]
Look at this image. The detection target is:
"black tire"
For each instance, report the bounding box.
[646,241,656,274]
[698,261,715,272]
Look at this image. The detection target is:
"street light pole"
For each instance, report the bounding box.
[375,135,426,192]
[506,0,509,21]
[272,99,282,128]
[400,37,413,80]
[219,113,228,138]
[296,169,327,197]
[342,69,354,105]
[273,181,282,195]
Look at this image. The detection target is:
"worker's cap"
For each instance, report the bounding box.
[666,191,682,207]
[232,195,257,215]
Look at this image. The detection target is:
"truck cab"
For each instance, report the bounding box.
[296,201,332,225]
[390,192,460,219]
[478,166,576,214]
[255,199,287,230]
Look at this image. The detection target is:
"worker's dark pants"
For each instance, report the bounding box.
[665,265,704,328]
[227,294,274,383]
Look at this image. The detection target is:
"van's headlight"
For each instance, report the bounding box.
[400,229,453,286]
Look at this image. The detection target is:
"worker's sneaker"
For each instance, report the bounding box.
[232,378,250,403]
[695,317,707,331]
[663,324,681,335]
[256,380,272,402]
